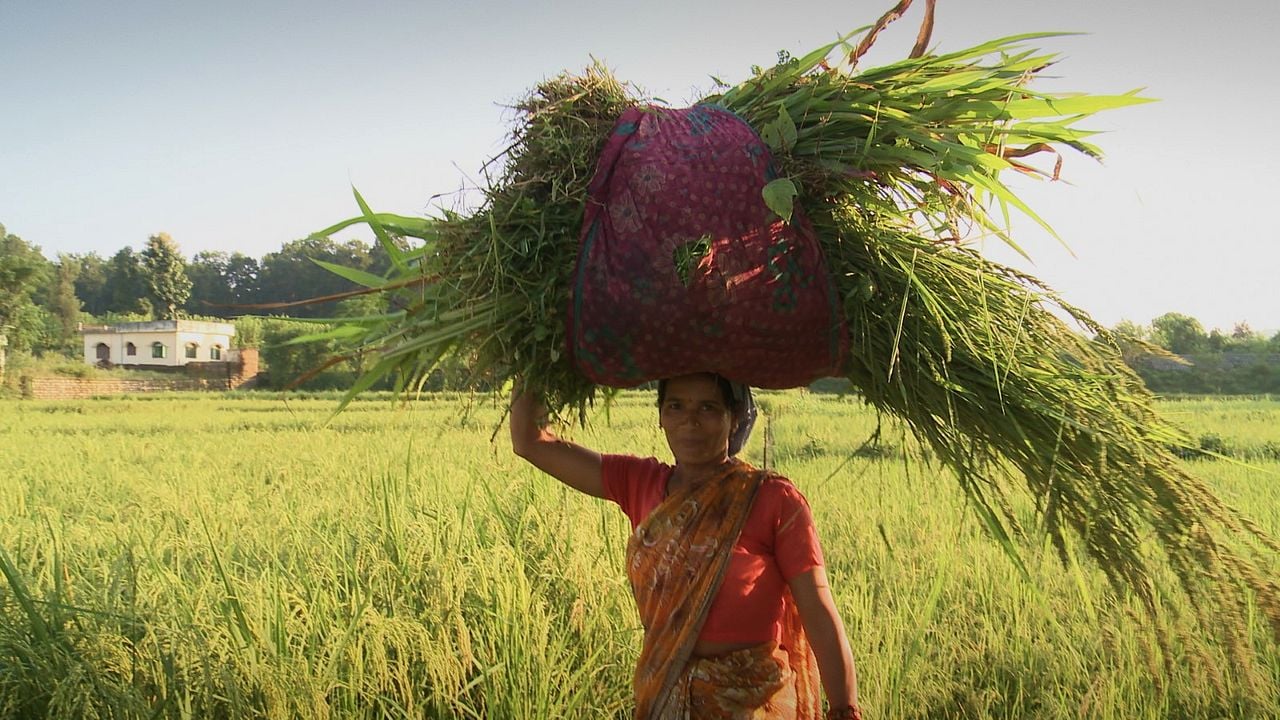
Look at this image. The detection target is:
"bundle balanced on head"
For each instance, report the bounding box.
[511,374,859,719]
[309,0,1280,711]
[506,18,866,713]
[506,10,868,710]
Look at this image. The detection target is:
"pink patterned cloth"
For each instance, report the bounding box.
[568,104,848,389]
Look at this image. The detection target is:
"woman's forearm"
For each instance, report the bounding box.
[807,603,857,708]
[509,389,547,456]
[508,388,605,497]
[789,567,858,709]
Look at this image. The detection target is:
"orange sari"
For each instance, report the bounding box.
[626,459,821,719]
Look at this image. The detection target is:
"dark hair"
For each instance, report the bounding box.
[656,373,740,414]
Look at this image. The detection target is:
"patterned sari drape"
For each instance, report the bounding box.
[625,460,820,719]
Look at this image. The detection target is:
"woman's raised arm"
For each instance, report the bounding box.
[509,389,606,498]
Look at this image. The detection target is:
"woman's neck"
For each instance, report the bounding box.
[669,456,735,492]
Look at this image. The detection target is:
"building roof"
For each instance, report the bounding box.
[79,320,236,336]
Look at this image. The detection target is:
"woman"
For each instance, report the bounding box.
[510,372,861,719]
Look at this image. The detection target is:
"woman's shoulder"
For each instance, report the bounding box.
[601,454,671,521]
[603,453,671,471]
[602,453,672,484]
[753,472,811,509]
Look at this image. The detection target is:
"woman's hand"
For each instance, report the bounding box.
[509,387,605,498]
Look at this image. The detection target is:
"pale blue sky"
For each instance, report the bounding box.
[2,0,1277,332]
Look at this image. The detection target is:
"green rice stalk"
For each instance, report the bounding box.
[708,32,1280,670]
[298,17,1280,668]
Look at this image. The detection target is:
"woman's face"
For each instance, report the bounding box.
[659,374,735,467]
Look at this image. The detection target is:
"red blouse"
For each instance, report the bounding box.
[601,454,824,643]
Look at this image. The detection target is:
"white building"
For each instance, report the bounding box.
[81,320,236,367]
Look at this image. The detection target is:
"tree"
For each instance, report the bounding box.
[1108,319,1153,364]
[1150,312,1207,355]
[72,252,111,317]
[50,253,84,351]
[258,317,357,390]
[185,250,261,315]
[185,250,232,315]
[141,233,192,320]
[223,252,261,306]
[1225,322,1268,353]
[105,247,152,316]
[0,224,53,351]
[257,236,376,318]
[1110,319,1150,343]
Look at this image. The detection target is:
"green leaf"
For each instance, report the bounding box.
[281,325,369,346]
[0,546,51,643]
[310,259,387,289]
[777,105,797,151]
[759,121,783,151]
[332,356,402,416]
[1001,93,1155,119]
[913,69,995,94]
[760,104,799,152]
[761,178,798,223]
[353,186,408,272]
[311,213,436,241]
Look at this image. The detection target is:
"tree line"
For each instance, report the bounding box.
[1111,313,1280,394]
[0,222,397,356]
[2,220,1278,392]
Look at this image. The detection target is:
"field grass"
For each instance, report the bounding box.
[1,391,1278,719]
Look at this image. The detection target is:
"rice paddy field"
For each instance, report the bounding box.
[1,391,1278,719]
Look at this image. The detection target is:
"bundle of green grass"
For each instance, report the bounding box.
[305,1,1280,676]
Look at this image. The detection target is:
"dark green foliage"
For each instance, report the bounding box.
[256,318,359,391]
[1152,312,1208,355]
[69,252,111,317]
[254,237,389,319]
[0,225,53,352]
[1110,317,1280,394]
[1135,354,1280,395]
[185,250,261,315]
[105,247,153,317]
[48,254,82,354]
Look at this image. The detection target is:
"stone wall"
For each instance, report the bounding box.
[21,349,261,399]
[22,376,223,400]
[183,348,259,389]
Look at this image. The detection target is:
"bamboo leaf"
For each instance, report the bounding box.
[1002,93,1155,119]
[281,324,370,346]
[311,212,437,241]
[353,186,408,272]
[311,259,388,289]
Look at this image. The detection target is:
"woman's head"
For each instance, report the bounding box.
[657,373,741,416]
[657,373,755,464]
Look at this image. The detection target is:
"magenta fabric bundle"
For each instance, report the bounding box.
[567,104,848,388]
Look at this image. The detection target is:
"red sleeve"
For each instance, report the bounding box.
[770,480,825,580]
[601,454,667,529]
